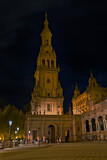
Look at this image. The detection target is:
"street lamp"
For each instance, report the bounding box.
[9,120,12,141]
[29,130,31,141]
[15,131,17,139]
[17,127,19,141]
[17,127,19,131]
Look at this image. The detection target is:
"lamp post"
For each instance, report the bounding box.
[9,120,12,141]
[15,131,17,139]
[17,127,19,140]
[29,131,31,141]
[17,127,19,131]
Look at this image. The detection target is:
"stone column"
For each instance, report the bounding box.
[97,122,100,131]
[96,122,98,131]
[96,121,98,131]
[73,116,76,142]
[52,102,53,112]
[105,120,107,131]
[97,122,100,141]
[103,120,105,131]
[89,123,92,132]
[45,102,47,111]
[81,118,85,134]
[84,124,86,133]
[62,126,65,142]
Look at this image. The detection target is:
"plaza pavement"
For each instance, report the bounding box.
[0,142,107,160]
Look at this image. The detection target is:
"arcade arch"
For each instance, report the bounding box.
[91,118,96,131]
[85,120,90,132]
[48,125,55,143]
[98,116,104,131]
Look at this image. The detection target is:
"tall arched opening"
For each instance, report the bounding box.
[32,130,37,141]
[65,130,70,142]
[48,125,55,143]
[85,120,90,132]
[98,116,104,131]
[91,118,96,131]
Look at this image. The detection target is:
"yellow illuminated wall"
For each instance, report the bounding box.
[72,72,107,114]
[31,13,64,115]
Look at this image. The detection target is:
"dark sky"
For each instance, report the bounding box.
[0,0,107,111]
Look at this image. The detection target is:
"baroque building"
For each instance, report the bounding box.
[31,13,63,116]
[26,13,107,143]
[72,72,107,141]
[26,13,82,143]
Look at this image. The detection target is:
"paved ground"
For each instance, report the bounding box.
[0,142,107,160]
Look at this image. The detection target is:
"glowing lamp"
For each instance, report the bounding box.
[17,127,19,131]
[9,120,12,126]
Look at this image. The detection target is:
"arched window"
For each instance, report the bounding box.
[51,60,54,67]
[78,127,80,132]
[85,120,90,132]
[48,93,50,97]
[46,39,48,45]
[91,118,96,131]
[47,104,50,111]
[42,59,45,66]
[47,60,50,68]
[98,116,104,131]
[47,78,50,83]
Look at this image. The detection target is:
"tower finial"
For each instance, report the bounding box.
[90,69,93,77]
[44,12,49,26]
[45,12,47,20]
[73,83,80,98]
[75,83,78,89]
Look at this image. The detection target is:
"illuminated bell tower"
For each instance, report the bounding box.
[31,13,64,115]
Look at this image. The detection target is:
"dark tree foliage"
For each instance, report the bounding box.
[0,105,26,141]
[22,103,30,114]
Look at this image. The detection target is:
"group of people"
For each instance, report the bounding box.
[31,136,62,144]
[33,136,50,145]
[56,137,62,144]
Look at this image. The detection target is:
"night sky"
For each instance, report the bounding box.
[0,0,107,111]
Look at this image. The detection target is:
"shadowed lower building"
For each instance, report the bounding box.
[26,13,82,143]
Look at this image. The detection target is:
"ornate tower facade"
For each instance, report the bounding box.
[31,13,64,115]
[72,72,107,115]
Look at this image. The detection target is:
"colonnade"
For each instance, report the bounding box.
[82,114,107,140]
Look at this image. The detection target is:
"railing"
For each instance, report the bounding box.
[0,141,18,149]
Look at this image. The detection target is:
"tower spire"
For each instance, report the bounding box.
[88,71,98,88]
[73,83,80,98]
[69,103,72,115]
[31,13,63,115]
[44,12,49,26]
[40,12,52,42]
[90,69,93,78]
[45,12,47,20]
[75,83,78,90]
